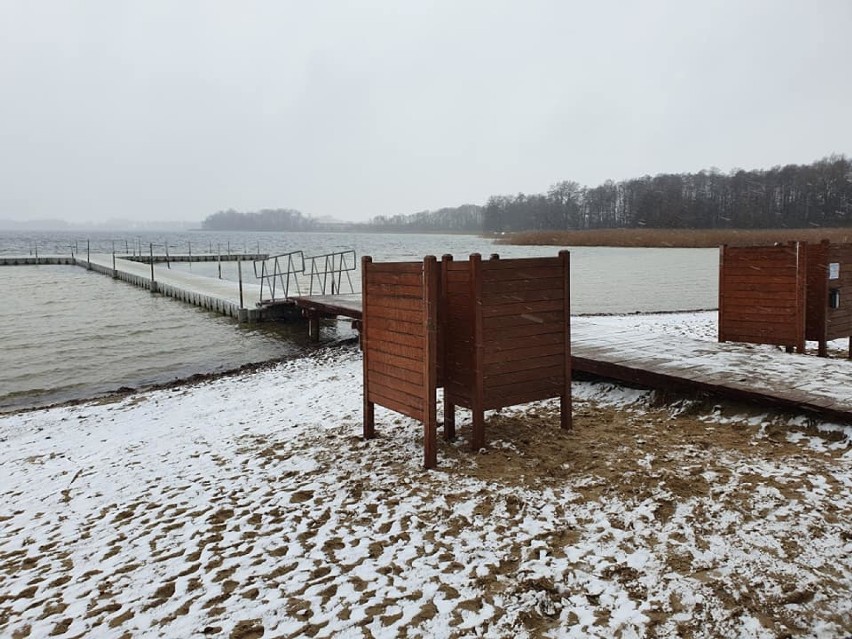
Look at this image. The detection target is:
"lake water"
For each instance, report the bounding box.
[0,230,718,412]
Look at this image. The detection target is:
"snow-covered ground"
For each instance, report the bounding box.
[1,313,851,638]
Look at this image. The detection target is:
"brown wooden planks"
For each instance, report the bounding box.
[365,271,423,287]
[480,288,565,305]
[366,283,423,297]
[367,359,423,386]
[482,256,562,269]
[482,265,565,282]
[483,311,564,329]
[485,364,564,387]
[719,243,806,351]
[362,255,440,469]
[368,384,423,417]
[481,276,564,294]
[481,299,564,318]
[484,353,563,376]
[366,305,425,326]
[368,370,425,402]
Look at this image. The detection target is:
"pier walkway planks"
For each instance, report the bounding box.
[82,253,267,320]
[18,253,269,320]
[572,319,852,422]
[289,294,852,421]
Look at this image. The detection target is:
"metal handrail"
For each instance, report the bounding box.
[307,249,356,296]
[254,250,305,302]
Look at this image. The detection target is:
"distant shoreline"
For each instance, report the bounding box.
[496,227,852,248]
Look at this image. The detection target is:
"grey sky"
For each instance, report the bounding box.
[1,0,850,225]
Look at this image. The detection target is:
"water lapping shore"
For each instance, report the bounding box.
[0,231,718,413]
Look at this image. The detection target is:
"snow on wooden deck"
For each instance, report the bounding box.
[572,318,852,421]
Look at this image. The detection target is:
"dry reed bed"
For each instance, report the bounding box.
[497,228,852,248]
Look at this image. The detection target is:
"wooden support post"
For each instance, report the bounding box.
[795,241,806,354]
[441,254,456,441]
[818,340,828,358]
[470,253,485,452]
[560,250,573,430]
[444,403,456,441]
[423,255,439,469]
[718,245,726,343]
[308,313,320,342]
[362,256,375,439]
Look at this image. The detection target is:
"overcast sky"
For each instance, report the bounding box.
[1,0,850,225]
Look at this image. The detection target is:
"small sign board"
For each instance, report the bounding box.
[829,262,840,280]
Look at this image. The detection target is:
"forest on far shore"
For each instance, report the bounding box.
[201,155,851,234]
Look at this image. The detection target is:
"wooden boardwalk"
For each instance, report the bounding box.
[291,294,363,340]
[293,294,852,421]
[82,253,270,320]
[571,319,852,421]
[0,253,276,320]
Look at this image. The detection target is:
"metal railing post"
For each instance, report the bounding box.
[238,260,244,309]
[150,243,157,292]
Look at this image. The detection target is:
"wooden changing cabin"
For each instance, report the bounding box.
[361,252,572,469]
[806,240,852,357]
[441,252,572,452]
[718,241,852,357]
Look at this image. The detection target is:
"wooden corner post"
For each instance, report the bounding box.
[470,253,485,452]
[423,256,439,469]
[440,254,456,441]
[559,250,573,430]
[361,256,375,440]
[795,241,806,354]
[718,244,727,343]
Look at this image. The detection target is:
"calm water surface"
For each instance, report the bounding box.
[0,231,718,411]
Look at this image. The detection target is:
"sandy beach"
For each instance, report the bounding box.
[1,313,851,638]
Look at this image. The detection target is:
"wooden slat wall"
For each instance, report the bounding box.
[826,243,852,341]
[719,244,806,351]
[479,253,571,416]
[443,252,572,450]
[441,256,474,407]
[362,256,439,468]
[806,241,829,343]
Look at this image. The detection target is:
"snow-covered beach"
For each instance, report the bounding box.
[1,312,851,638]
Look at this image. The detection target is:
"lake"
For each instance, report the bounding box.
[0,230,718,411]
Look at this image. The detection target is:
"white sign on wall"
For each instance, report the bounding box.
[829,262,840,280]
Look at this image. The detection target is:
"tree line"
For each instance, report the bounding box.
[201,208,315,231]
[484,155,851,233]
[368,204,482,232]
[200,155,850,233]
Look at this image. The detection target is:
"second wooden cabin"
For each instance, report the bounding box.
[718,240,852,357]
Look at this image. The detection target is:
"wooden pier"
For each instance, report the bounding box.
[291,294,363,339]
[296,294,852,422]
[0,252,297,321]
[571,319,852,422]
